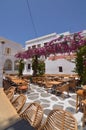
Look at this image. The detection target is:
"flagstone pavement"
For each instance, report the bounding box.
[17,83,86,130]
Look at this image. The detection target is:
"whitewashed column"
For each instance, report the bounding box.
[0,44,2,87]
[23,60,27,75]
[0,41,5,87]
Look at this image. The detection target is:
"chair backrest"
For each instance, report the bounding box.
[12,94,26,113]
[45,82,53,88]
[56,83,69,93]
[20,102,43,129]
[5,89,14,101]
[4,86,16,92]
[69,79,76,91]
[39,108,77,130]
[3,79,11,90]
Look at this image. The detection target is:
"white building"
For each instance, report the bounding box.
[0,37,23,86]
[23,32,76,75]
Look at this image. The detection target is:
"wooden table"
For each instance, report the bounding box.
[12,79,26,85]
[0,88,35,130]
[47,81,62,85]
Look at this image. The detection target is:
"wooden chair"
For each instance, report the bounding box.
[3,79,11,90]
[69,78,76,92]
[5,89,14,102]
[32,77,38,84]
[12,94,26,113]
[76,89,85,112]
[20,102,43,129]
[38,108,77,130]
[56,83,70,98]
[81,99,86,127]
[45,82,53,89]
[4,86,16,93]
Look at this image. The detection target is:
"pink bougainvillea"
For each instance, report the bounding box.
[15,31,86,59]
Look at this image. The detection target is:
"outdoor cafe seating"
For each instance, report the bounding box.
[1,80,85,129]
[3,74,29,94]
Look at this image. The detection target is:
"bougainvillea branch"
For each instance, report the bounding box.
[15,31,86,59]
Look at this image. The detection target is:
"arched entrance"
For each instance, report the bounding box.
[4,59,12,71]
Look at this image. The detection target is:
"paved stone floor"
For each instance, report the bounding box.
[20,84,86,130]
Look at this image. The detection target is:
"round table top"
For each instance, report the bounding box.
[18,86,28,90]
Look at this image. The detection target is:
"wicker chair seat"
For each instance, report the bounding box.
[20,102,43,129]
[38,108,77,130]
[12,94,26,113]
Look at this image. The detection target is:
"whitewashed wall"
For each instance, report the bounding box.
[45,58,75,74]
[0,37,23,87]
[0,44,3,87]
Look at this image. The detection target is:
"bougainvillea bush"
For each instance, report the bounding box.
[15,31,86,59]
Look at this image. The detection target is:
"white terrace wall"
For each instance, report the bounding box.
[25,33,58,49]
[45,58,75,75]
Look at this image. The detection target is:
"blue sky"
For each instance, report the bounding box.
[0,0,86,47]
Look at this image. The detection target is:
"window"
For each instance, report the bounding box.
[32,45,36,49]
[37,44,41,48]
[59,66,63,72]
[5,48,11,55]
[28,64,31,69]
[44,42,48,46]
[28,46,31,50]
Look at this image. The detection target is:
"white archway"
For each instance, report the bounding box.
[4,59,12,71]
